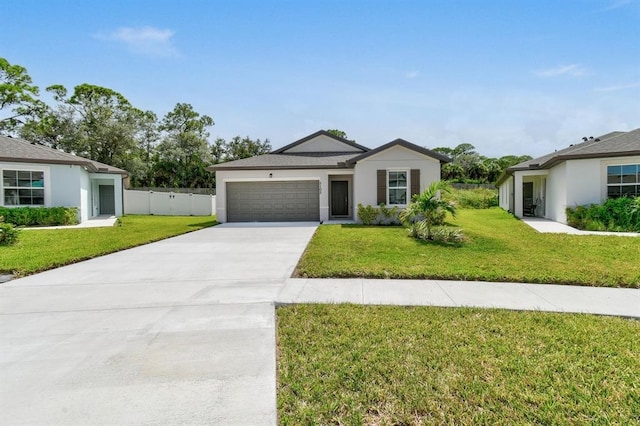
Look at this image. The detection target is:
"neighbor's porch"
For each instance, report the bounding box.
[513,170,548,218]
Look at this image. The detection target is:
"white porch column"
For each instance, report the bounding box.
[514,173,523,218]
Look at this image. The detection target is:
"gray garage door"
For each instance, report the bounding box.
[226,181,320,222]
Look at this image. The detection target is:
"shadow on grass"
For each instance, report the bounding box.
[187,220,219,228]
[340,224,404,229]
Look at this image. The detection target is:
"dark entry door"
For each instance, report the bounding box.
[331,180,349,216]
[99,185,116,215]
[523,182,534,216]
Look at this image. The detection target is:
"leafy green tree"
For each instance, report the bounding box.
[225,136,271,161]
[435,143,532,184]
[399,181,457,240]
[0,58,45,134]
[153,103,215,188]
[132,110,160,186]
[441,163,464,180]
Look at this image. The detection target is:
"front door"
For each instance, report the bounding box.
[523,182,534,216]
[331,180,349,217]
[99,185,116,215]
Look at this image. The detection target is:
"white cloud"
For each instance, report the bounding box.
[602,0,634,11]
[94,26,179,57]
[594,82,640,92]
[535,64,588,78]
[405,70,420,79]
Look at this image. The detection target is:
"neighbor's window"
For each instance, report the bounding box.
[2,170,45,206]
[388,171,408,205]
[607,164,640,198]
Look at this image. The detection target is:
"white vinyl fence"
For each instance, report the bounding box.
[124,190,216,216]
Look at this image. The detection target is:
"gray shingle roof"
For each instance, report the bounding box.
[509,128,640,171]
[209,152,361,170]
[0,135,128,175]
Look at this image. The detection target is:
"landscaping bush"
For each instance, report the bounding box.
[0,207,78,227]
[566,197,640,232]
[0,216,20,246]
[356,204,401,225]
[406,220,463,243]
[443,187,498,209]
[399,181,459,242]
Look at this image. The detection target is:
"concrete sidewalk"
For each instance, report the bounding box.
[278,278,640,318]
[521,217,639,236]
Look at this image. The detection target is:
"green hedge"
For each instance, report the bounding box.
[356,204,402,225]
[0,207,79,227]
[566,197,640,232]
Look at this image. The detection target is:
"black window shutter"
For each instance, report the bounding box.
[410,169,420,197]
[377,170,386,204]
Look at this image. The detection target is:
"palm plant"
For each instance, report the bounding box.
[399,181,457,240]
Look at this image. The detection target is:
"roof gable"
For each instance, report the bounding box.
[0,135,128,175]
[272,130,369,154]
[348,138,451,164]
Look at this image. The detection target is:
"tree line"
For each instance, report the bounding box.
[434,144,532,184]
[0,57,270,188]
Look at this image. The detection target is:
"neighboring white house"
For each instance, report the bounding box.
[497,128,640,224]
[208,130,450,223]
[0,135,128,223]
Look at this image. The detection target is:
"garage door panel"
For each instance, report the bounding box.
[227,181,319,222]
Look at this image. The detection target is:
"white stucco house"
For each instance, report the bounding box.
[0,135,128,223]
[208,130,450,223]
[497,128,640,224]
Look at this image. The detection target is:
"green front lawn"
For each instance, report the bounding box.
[295,209,640,288]
[277,305,640,425]
[0,215,217,276]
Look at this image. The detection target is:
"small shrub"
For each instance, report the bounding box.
[430,226,464,243]
[406,220,463,243]
[0,216,20,246]
[357,204,378,225]
[0,207,78,226]
[357,204,402,225]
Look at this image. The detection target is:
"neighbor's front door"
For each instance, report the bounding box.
[99,185,116,215]
[331,180,349,216]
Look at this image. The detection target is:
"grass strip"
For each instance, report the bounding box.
[277,304,640,425]
[0,215,217,276]
[295,208,640,288]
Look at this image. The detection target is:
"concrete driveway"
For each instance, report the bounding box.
[0,223,318,425]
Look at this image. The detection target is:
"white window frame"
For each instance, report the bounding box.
[1,167,47,207]
[387,169,409,206]
[606,163,640,198]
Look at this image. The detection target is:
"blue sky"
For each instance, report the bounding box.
[2,0,639,157]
